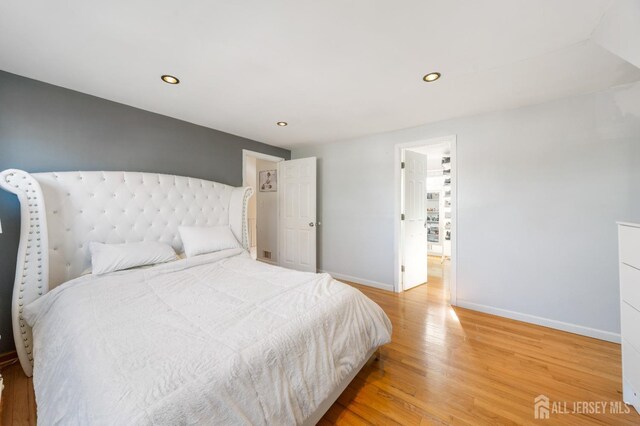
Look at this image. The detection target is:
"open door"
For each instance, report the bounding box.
[278,157,317,272]
[402,150,428,290]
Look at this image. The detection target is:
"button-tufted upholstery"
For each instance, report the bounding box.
[0,169,253,376]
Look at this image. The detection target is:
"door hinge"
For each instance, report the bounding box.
[401,265,405,272]
[401,161,405,169]
[401,213,405,221]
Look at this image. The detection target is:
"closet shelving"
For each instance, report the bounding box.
[425,151,453,258]
[427,192,440,245]
[442,156,452,256]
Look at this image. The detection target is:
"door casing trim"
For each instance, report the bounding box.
[393,135,457,306]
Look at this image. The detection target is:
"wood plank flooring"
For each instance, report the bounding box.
[318,259,639,425]
[1,257,638,425]
[1,356,36,426]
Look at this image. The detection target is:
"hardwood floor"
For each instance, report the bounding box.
[0,357,35,426]
[318,258,638,425]
[1,257,638,425]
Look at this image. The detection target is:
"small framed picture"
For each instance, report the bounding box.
[259,170,277,192]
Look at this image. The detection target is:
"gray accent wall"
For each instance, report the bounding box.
[0,70,290,353]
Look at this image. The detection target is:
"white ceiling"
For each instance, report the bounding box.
[1,0,639,149]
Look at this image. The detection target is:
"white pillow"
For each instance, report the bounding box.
[90,241,178,275]
[179,225,241,257]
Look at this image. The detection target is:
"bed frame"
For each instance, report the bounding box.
[0,168,380,424]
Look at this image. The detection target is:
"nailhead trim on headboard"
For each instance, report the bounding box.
[241,186,254,249]
[0,170,50,376]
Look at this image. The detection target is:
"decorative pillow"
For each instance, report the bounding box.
[179,225,241,258]
[90,241,178,275]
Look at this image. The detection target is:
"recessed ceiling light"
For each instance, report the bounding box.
[161,75,180,84]
[423,72,441,82]
[276,121,288,127]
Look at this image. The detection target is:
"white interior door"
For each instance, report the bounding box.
[278,157,317,272]
[402,150,428,290]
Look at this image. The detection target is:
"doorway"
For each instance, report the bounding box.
[394,136,457,305]
[242,150,284,263]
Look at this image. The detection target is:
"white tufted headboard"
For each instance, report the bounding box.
[0,169,253,376]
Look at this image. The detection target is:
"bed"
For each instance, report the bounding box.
[0,169,392,425]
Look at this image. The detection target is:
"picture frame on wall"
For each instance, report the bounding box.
[259,170,277,192]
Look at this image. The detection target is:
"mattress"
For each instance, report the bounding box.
[24,249,392,425]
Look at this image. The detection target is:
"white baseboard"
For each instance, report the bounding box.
[455,300,621,343]
[319,270,394,292]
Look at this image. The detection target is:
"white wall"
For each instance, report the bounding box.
[292,81,640,339]
[256,159,279,263]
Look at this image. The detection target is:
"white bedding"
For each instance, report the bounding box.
[24,249,392,425]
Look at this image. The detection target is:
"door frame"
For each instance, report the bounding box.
[394,135,458,305]
[242,150,285,263]
[242,149,285,186]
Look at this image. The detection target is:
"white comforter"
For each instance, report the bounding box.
[24,249,392,425]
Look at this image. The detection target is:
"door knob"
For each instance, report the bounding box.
[309,222,315,227]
